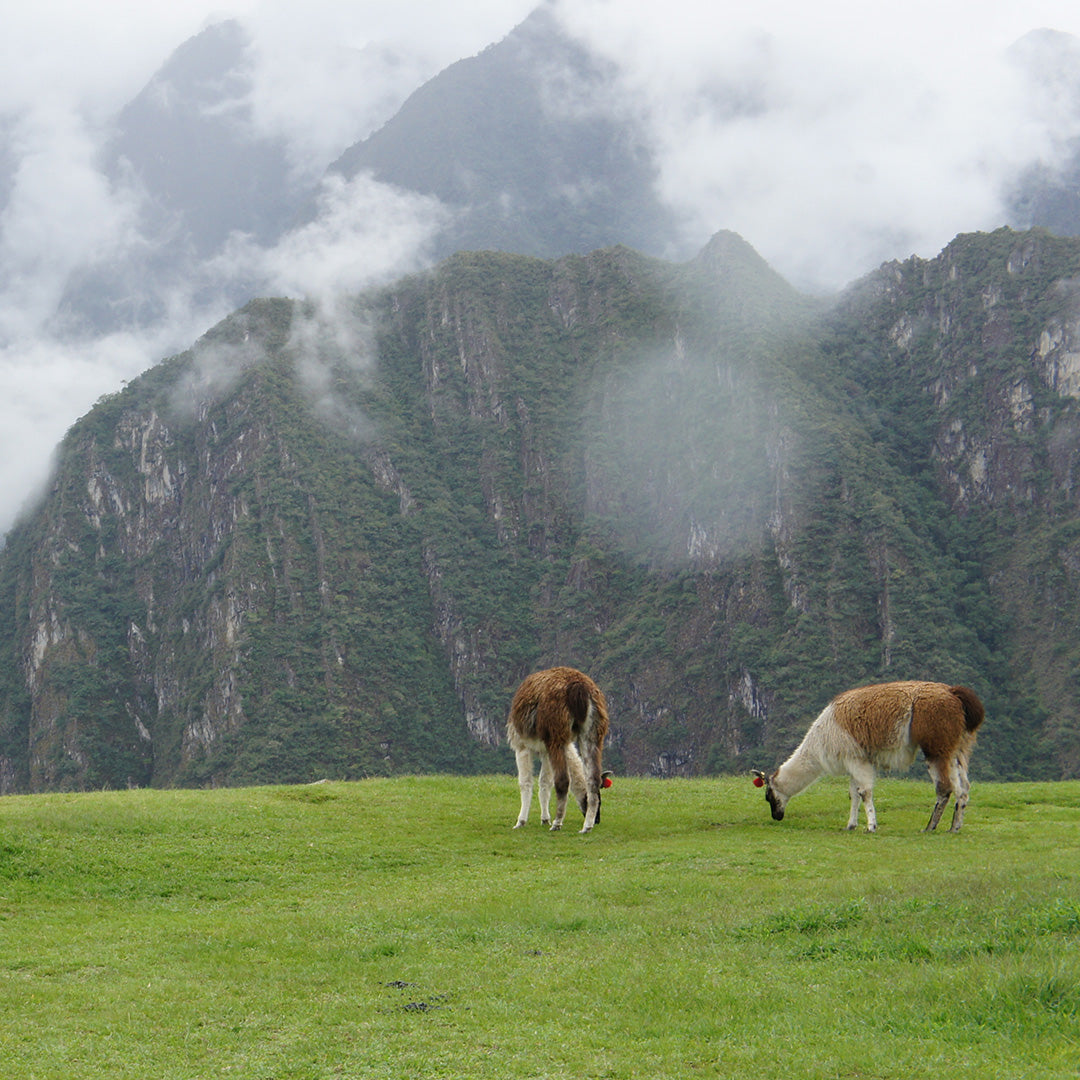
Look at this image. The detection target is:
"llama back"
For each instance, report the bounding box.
[830,681,924,749]
[508,666,609,743]
[830,681,984,763]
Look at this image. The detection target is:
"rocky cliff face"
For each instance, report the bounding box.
[838,228,1080,776]
[2,229,1080,791]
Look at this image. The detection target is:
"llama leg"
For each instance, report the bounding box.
[537,754,555,825]
[566,741,600,833]
[846,776,861,830]
[862,787,878,833]
[513,748,534,828]
[581,739,603,831]
[948,757,969,832]
[848,763,877,831]
[924,759,952,831]
[548,745,571,831]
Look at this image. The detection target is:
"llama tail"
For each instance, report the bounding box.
[949,686,985,733]
[565,676,592,732]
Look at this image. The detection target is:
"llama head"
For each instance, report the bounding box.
[752,769,786,821]
[591,771,614,823]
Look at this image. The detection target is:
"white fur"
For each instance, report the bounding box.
[510,732,591,832]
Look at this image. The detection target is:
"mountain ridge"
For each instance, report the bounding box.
[3,227,1079,791]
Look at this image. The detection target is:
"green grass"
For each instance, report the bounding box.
[1,776,1078,1078]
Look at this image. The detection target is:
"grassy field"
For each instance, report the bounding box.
[1,774,1077,1079]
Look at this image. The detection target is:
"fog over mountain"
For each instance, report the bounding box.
[4,0,1080,537]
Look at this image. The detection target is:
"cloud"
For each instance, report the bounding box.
[0,107,148,338]
[584,339,780,566]
[245,172,450,299]
[553,0,1080,289]
[286,299,379,442]
[0,326,195,529]
[5,0,1080,537]
[0,3,232,118]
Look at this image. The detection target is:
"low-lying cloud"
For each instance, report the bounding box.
[247,172,450,299]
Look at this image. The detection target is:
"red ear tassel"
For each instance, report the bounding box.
[601,776,613,789]
[752,775,765,787]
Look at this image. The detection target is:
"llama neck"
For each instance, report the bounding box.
[775,733,826,798]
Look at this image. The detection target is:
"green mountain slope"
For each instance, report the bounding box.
[2,228,1080,791]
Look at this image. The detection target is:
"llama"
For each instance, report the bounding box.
[507,666,611,833]
[752,681,984,833]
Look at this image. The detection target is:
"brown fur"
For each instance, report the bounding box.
[833,681,983,763]
[840,681,983,831]
[832,682,913,747]
[507,666,610,832]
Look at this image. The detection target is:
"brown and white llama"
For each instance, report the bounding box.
[752,681,984,833]
[507,666,611,833]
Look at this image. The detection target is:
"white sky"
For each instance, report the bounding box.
[3,0,1080,534]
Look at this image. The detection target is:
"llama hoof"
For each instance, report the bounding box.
[513,820,526,829]
[579,825,593,834]
[549,822,562,832]
[541,818,551,826]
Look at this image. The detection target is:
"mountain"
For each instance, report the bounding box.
[328,13,1080,265]
[107,20,296,256]
[326,6,681,262]
[47,6,681,342]
[53,20,303,338]
[3,226,1080,793]
[47,5,681,341]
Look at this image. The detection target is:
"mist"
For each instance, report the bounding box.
[4,0,1080,536]
[585,340,780,567]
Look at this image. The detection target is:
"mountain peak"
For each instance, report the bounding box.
[684,230,812,325]
[324,5,679,261]
[692,230,775,275]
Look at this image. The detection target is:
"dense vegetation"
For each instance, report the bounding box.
[2,228,1080,790]
[1,777,1077,1078]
